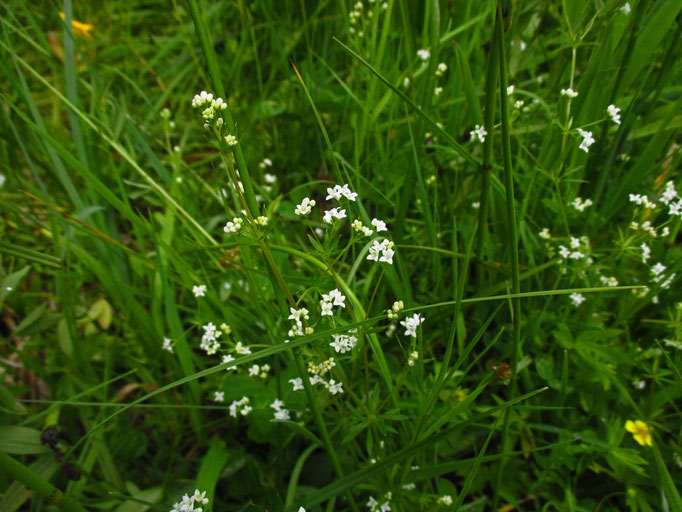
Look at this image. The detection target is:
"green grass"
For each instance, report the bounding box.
[1,1,681,511]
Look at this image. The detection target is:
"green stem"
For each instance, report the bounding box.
[492,3,522,509]
[0,450,88,512]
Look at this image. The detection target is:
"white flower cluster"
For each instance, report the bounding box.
[352,219,374,236]
[327,183,358,201]
[558,236,591,262]
[289,377,304,391]
[170,489,209,512]
[330,333,358,354]
[288,307,310,337]
[270,398,291,421]
[307,358,344,394]
[470,124,487,143]
[255,216,269,227]
[229,396,252,417]
[191,91,238,144]
[386,300,404,319]
[660,181,682,217]
[224,217,243,233]
[407,350,419,367]
[417,48,430,61]
[599,275,619,287]
[569,292,586,307]
[651,263,675,289]
[323,207,347,224]
[248,363,271,379]
[561,88,579,98]
[400,313,424,338]
[367,239,395,264]
[438,495,453,506]
[320,288,346,316]
[367,494,391,512]
[200,322,221,355]
[162,337,174,353]
[629,193,657,210]
[571,197,593,212]
[577,128,595,152]
[295,197,316,216]
[607,104,621,125]
[630,220,659,237]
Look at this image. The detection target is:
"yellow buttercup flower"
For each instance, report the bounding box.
[625,420,653,447]
[59,12,94,39]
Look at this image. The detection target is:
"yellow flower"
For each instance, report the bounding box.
[625,420,653,447]
[59,12,94,39]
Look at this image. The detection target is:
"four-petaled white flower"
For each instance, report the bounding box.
[162,337,174,353]
[289,377,304,391]
[295,197,316,215]
[400,313,424,338]
[417,48,430,61]
[371,218,388,232]
[607,104,621,125]
[192,285,207,297]
[577,128,595,152]
[470,124,487,143]
[214,391,224,402]
[569,292,586,306]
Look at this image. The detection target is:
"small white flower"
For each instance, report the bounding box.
[417,48,430,61]
[577,128,595,152]
[255,216,269,227]
[506,85,515,95]
[192,285,207,297]
[403,77,411,88]
[327,379,344,395]
[224,134,238,146]
[435,62,447,76]
[371,218,388,232]
[438,495,453,506]
[162,337,174,353]
[570,197,593,212]
[323,207,347,223]
[214,391,224,402]
[641,243,651,263]
[470,124,487,143]
[400,313,424,338]
[561,88,579,98]
[607,104,621,125]
[320,301,334,316]
[539,228,551,239]
[514,99,525,109]
[222,354,236,370]
[289,377,304,391]
[234,341,252,355]
[569,292,586,306]
[620,2,631,15]
[434,86,443,96]
[295,197,316,215]
[224,217,243,233]
[248,365,260,377]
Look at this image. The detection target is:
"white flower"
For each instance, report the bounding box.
[400,313,424,338]
[192,285,207,297]
[371,218,388,232]
[438,495,453,506]
[255,216,269,226]
[569,292,585,306]
[571,197,593,212]
[660,181,679,205]
[506,85,514,95]
[288,307,310,322]
[322,289,346,307]
[408,351,419,366]
[417,48,430,61]
[577,129,595,152]
[248,365,260,377]
[435,62,447,76]
[434,86,443,96]
[289,378,304,391]
[514,99,525,109]
[641,243,651,263]
[367,239,395,264]
[270,398,285,410]
[470,124,487,143]
[323,207,347,223]
[170,489,209,512]
[321,301,333,316]
[224,217,243,233]
[295,197,316,215]
[274,409,290,420]
[326,379,344,395]
[560,88,579,98]
[234,341,252,355]
[607,104,621,125]
[162,337,174,353]
[620,2,631,14]
[214,391,224,402]
[222,354,236,370]
[651,262,666,277]
[539,228,551,239]
[224,134,238,146]
[329,334,358,354]
[402,77,411,88]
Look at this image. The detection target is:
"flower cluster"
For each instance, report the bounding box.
[367,239,395,264]
[307,358,344,394]
[320,288,346,316]
[323,207,347,224]
[577,128,595,152]
[170,489,209,512]
[330,333,358,354]
[224,217,243,233]
[191,91,238,144]
[560,88,579,98]
[469,124,487,143]
[228,396,252,417]
[629,193,657,210]
[607,104,621,125]
[288,307,310,337]
[200,322,221,355]
[660,181,682,217]
[570,197,593,212]
[327,183,358,201]
[295,197,316,216]
[407,350,419,366]
[367,493,392,512]
[417,48,430,61]
[352,219,374,236]
[400,313,424,338]
[248,363,271,379]
[386,300,404,319]
[270,398,291,421]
